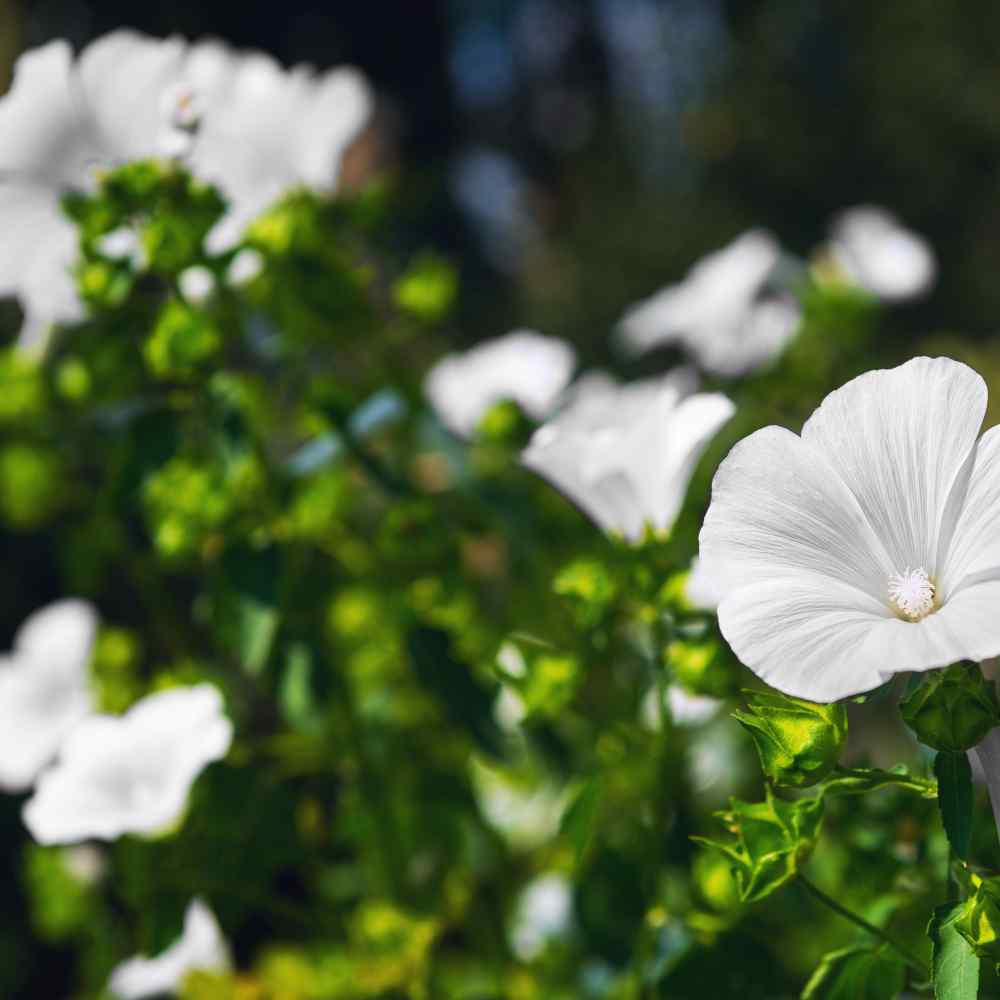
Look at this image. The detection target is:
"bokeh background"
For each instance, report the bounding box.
[2,1,1000,996]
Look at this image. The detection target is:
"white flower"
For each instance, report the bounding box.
[700,356,1000,702]
[640,683,721,729]
[178,266,216,304]
[617,230,801,376]
[108,898,230,999]
[23,684,232,844]
[522,373,734,543]
[0,31,372,347]
[226,247,265,287]
[828,206,936,302]
[425,330,576,437]
[509,873,573,961]
[0,599,96,791]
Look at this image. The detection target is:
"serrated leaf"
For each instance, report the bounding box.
[928,902,979,1000]
[820,765,937,799]
[935,752,973,861]
[801,944,906,999]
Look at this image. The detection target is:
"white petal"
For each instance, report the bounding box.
[109,898,230,999]
[800,357,986,574]
[293,67,374,190]
[718,575,893,701]
[700,426,895,600]
[721,576,1000,702]
[77,30,189,161]
[0,41,98,183]
[426,331,576,437]
[0,180,84,344]
[939,425,1000,594]
[617,229,795,375]
[830,206,936,301]
[24,684,232,844]
[15,598,97,671]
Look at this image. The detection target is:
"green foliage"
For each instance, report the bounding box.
[733,690,848,788]
[693,788,824,902]
[928,902,980,1000]
[900,662,1000,752]
[953,874,1000,965]
[800,944,906,999]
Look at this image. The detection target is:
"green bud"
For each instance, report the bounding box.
[476,399,532,445]
[54,357,91,402]
[692,787,824,903]
[899,662,1000,752]
[733,689,847,788]
[0,349,45,422]
[668,638,739,698]
[954,873,1000,963]
[553,558,618,628]
[393,254,457,323]
[0,444,62,529]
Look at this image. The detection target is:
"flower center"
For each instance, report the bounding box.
[887,567,936,621]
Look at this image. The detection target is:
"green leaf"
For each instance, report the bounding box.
[801,944,906,999]
[222,545,281,676]
[820,765,937,799]
[935,751,974,861]
[406,625,504,757]
[693,788,824,903]
[928,902,980,1000]
[560,775,603,868]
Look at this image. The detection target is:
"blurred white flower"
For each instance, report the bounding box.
[640,683,721,729]
[61,844,106,885]
[617,230,801,376]
[108,898,230,999]
[24,683,232,844]
[425,330,576,438]
[509,873,574,961]
[470,756,570,850]
[828,206,936,302]
[0,30,372,348]
[522,373,734,543]
[700,357,1000,701]
[0,599,96,792]
[226,247,265,287]
[178,266,216,304]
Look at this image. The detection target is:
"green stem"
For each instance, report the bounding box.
[332,665,404,898]
[798,874,929,978]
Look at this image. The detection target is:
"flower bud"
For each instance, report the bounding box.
[899,662,1000,752]
[955,874,1000,963]
[733,690,847,788]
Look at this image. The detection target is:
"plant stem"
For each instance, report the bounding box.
[797,874,929,978]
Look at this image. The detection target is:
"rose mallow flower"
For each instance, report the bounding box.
[0,30,371,347]
[0,599,97,791]
[523,372,734,543]
[23,683,233,844]
[617,229,801,376]
[828,205,936,302]
[425,330,576,438]
[700,356,1000,701]
[108,898,230,999]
